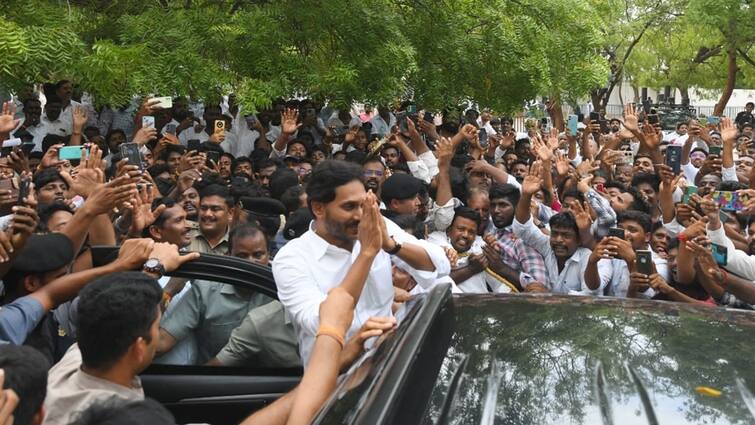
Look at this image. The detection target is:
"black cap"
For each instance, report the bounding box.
[381,174,423,206]
[238,197,286,218]
[10,233,74,273]
[284,155,304,163]
[283,207,313,240]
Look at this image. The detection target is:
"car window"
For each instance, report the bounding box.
[153,275,302,370]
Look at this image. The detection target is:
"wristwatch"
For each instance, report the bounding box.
[143,258,166,277]
[385,236,402,255]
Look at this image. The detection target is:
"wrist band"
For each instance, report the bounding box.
[316,325,345,348]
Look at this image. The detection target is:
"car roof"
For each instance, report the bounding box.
[316,286,755,425]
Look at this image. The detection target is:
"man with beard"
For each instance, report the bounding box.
[40,94,70,137]
[487,183,547,289]
[362,157,387,200]
[255,159,278,192]
[427,207,517,293]
[189,184,234,255]
[273,160,449,364]
[513,163,611,293]
[179,186,200,222]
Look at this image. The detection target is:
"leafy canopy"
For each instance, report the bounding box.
[1,0,608,112]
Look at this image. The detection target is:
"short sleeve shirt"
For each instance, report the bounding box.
[0,296,45,345]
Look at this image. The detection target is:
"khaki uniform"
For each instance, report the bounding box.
[43,344,143,425]
[215,300,301,368]
[160,280,271,364]
[188,228,230,256]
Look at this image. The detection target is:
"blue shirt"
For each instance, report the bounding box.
[0,296,45,345]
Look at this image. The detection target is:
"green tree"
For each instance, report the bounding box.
[1,0,607,113]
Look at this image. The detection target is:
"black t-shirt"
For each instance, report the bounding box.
[735,111,754,127]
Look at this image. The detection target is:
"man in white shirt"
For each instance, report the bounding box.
[369,106,395,136]
[588,210,669,298]
[39,96,70,140]
[427,207,514,293]
[512,164,610,294]
[273,160,449,365]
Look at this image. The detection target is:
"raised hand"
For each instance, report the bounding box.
[575,158,599,177]
[570,200,593,232]
[555,151,570,176]
[72,105,88,131]
[39,143,64,170]
[281,108,302,135]
[124,184,166,235]
[133,126,158,146]
[358,190,383,257]
[0,101,20,134]
[148,241,200,272]
[623,103,639,133]
[114,238,155,270]
[576,174,594,194]
[459,124,478,141]
[720,117,738,144]
[435,137,455,166]
[522,161,543,195]
[532,134,553,162]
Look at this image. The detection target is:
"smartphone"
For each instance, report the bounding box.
[0,179,17,215]
[206,151,220,164]
[708,116,720,126]
[119,142,144,170]
[16,175,29,205]
[214,119,225,137]
[142,115,155,129]
[397,112,408,133]
[711,243,728,266]
[709,146,722,156]
[423,112,434,123]
[164,123,177,135]
[719,210,730,223]
[622,150,634,165]
[1,138,21,156]
[682,186,698,204]
[608,227,625,240]
[59,146,86,161]
[589,112,600,122]
[20,143,34,156]
[406,104,417,114]
[478,128,489,149]
[712,190,744,212]
[636,250,653,275]
[152,96,173,109]
[648,114,659,125]
[187,139,201,151]
[665,145,682,174]
[567,114,578,135]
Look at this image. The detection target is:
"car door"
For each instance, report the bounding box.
[92,248,301,425]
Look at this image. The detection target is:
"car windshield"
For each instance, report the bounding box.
[421,296,755,425]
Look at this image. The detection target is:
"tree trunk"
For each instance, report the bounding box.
[679,86,690,106]
[632,85,640,104]
[548,99,565,131]
[714,46,737,116]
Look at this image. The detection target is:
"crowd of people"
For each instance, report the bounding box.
[0,79,754,424]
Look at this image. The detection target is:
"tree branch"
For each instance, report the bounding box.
[738,48,755,68]
[693,45,723,64]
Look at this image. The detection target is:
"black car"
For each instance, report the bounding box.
[316,285,755,425]
[94,251,755,424]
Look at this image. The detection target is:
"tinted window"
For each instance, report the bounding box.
[421,297,755,425]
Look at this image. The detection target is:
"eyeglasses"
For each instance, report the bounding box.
[363,170,384,177]
[297,167,312,175]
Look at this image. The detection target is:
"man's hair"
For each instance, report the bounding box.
[33,168,67,191]
[718,180,746,192]
[548,212,578,234]
[451,206,481,228]
[254,158,277,173]
[37,202,75,233]
[232,156,253,172]
[68,398,175,425]
[229,223,268,250]
[488,183,520,206]
[676,122,687,130]
[77,272,162,370]
[147,163,171,179]
[145,198,178,236]
[105,129,126,143]
[159,144,186,162]
[561,189,585,204]
[362,156,385,169]
[306,160,362,212]
[0,345,49,425]
[269,168,299,200]
[390,214,425,239]
[199,184,234,208]
[617,210,652,234]
[746,102,754,108]
[280,185,305,215]
[509,159,529,171]
[631,172,660,192]
[626,186,651,214]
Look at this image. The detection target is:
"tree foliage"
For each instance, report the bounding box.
[1,0,607,113]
